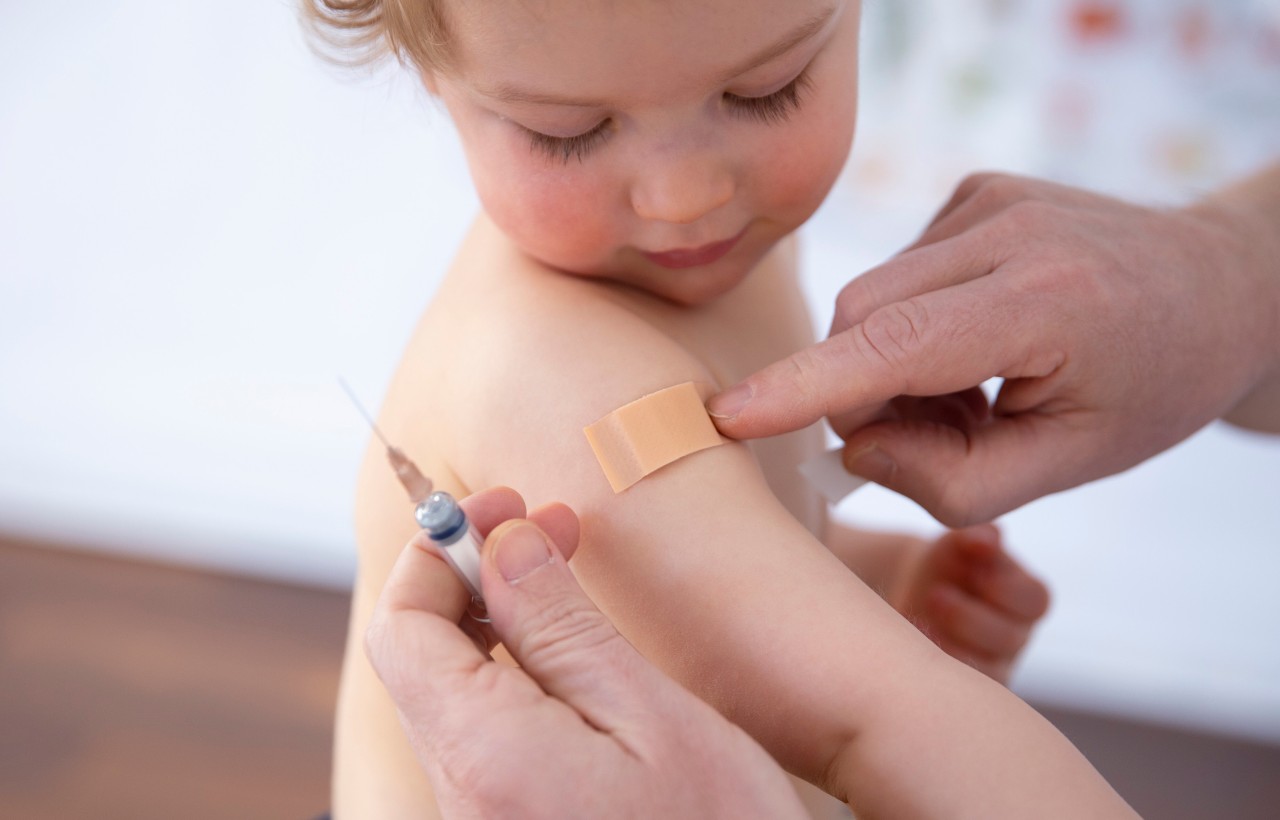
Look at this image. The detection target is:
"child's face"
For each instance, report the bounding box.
[433,0,860,306]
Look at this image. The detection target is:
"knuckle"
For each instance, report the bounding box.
[519,592,623,668]
[970,173,1026,212]
[833,278,876,328]
[931,484,980,529]
[857,298,931,384]
[955,171,1000,201]
[462,659,511,707]
[999,198,1057,236]
[1054,250,1116,308]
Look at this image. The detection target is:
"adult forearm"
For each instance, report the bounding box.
[1198,163,1280,432]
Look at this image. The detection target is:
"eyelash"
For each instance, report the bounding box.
[525,120,612,165]
[724,68,813,125]
[523,67,813,165]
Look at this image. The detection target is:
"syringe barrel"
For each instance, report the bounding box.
[415,491,484,601]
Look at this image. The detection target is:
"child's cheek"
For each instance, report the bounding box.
[765,104,857,217]
[477,159,619,270]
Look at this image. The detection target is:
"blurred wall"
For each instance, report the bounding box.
[1,1,1277,745]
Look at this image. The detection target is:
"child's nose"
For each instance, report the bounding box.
[630,152,735,225]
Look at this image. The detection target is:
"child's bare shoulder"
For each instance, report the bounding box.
[429,219,719,505]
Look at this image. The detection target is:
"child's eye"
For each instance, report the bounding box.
[518,68,813,163]
[524,120,612,164]
[724,69,813,124]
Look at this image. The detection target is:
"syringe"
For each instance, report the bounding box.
[340,378,488,616]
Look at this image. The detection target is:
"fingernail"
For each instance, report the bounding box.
[844,442,896,481]
[494,523,553,583]
[707,383,752,420]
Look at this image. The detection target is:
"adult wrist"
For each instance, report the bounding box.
[1184,180,1280,430]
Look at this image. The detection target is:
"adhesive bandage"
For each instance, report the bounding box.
[584,381,724,492]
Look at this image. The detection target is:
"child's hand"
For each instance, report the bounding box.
[892,524,1050,684]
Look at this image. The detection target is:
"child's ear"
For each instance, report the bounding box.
[420,69,440,95]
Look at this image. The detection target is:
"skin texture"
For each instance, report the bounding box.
[365,488,810,820]
[709,166,1280,527]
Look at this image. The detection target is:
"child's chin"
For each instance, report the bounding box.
[541,252,756,306]
[649,265,753,307]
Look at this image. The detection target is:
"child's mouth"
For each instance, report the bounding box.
[640,228,746,269]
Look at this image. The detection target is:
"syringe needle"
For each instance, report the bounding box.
[338,375,392,448]
[338,376,434,503]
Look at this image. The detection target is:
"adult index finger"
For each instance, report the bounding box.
[709,285,1020,440]
[364,534,495,733]
[366,487,529,710]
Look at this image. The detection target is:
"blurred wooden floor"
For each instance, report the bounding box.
[0,537,348,820]
[2,537,1278,819]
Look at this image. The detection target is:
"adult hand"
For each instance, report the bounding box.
[365,487,807,820]
[709,170,1280,526]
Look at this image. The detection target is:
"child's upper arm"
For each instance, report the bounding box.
[443,286,939,784]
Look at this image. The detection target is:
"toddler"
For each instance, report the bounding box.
[304,1,1051,816]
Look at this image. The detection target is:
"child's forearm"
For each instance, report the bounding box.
[832,654,1137,818]
[765,522,1126,815]
[575,462,1124,814]
[574,471,943,786]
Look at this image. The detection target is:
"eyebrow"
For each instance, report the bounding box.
[479,5,837,108]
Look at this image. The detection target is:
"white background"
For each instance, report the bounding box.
[1,2,1277,744]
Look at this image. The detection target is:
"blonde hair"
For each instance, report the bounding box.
[299,0,454,74]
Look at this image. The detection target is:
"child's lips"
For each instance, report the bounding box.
[640,228,746,269]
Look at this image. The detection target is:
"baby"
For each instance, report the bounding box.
[304,1,1051,816]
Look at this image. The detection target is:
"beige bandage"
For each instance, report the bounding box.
[584,381,724,492]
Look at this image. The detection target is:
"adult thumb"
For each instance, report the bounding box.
[481,520,667,731]
[842,415,1083,527]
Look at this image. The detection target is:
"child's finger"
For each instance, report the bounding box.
[918,530,988,587]
[933,523,1001,568]
[928,584,1032,658]
[968,560,1051,621]
[956,522,1001,549]
[955,529,1002,563]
